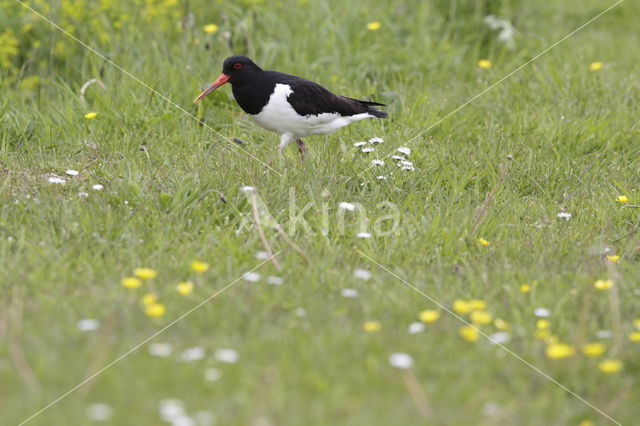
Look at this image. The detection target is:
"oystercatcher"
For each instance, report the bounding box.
[193,55,387,159]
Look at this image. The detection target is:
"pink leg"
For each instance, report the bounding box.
[297,139,307,161]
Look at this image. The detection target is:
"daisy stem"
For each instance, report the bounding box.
[607,262,623,354]
[248,191,282,271]
[400,369,432,419]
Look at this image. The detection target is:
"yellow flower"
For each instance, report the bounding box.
[545,343,575,360]
[588,61,603,71]
[121,277,142,289]
[594,279,613,290]
[366,22,381,31]
[598,359,623,374]
[418,310,441,323]
[459,325,479,342]
[494,318,510,330]
[176,281,194,296]
[84,112,97,119]
[203,24,219,34]
[581,342,606,357]
[628,332,640,342]
[578,420,595,426]
[135,267,158,280]
[478,237,490,246]
[616,195,628,203]
[519,284,530,293]
[478,59,492,69]
[634,319,640,329]
[191,261,209,273]
[606,255,620,263]
[363,321,381,332]
[536,319,550,330]
[452,299,473,315]
[470,310,493,325]
[469,299,487,311]
[142,293,158,306]
[534,329,551,340]
[145,303,166,318]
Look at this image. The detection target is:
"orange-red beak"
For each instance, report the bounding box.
[193,73,230,103]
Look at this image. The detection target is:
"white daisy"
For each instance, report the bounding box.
[338,202,356,211]
[353,141,367,147]
[92,184,103,190]
[78,192,89,198]
[214,348,239,364]
[397,147,411,155]
[341,288,359,298]
[408,322,426,334]
[371,159,385,166]
[534,308,550,318]
[48,177,66,184]
[391,155,405,161]
[77,319,100,331]
[240,185,255,193]
[65,169,79,176]
[255,251,269,260]
[180,347,206,362]
[353,269,371,280]
[266,276,283,285]
[488,332,510,344]
[401,165,415,171]
[242,271,261,282]
[159,400,185,422]
[361,147,375,153]
[356,232,372,239]
[148,342,173,357]
[557,212,572,219]
[369,137,384,144]
[86,403,112,421]
[376,175,387,180]
[389,352,414,369]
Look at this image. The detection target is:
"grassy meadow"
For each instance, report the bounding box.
[2,0,640,424]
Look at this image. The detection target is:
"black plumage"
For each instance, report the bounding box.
[223,57,387,118]
[194,55,388,159]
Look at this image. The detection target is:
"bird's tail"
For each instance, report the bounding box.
[344,96,388,118]
[366,107,388,118]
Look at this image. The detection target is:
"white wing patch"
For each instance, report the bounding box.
[252,83,373,137]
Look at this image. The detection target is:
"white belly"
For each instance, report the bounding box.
[251,84,373,137]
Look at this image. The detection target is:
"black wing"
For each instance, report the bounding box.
[269,72,388,118]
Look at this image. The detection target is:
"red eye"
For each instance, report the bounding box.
[233,62,242,69]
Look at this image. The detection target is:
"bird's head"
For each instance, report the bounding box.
[193,55,262,103]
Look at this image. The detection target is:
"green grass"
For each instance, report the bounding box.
[2,0,640,424]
